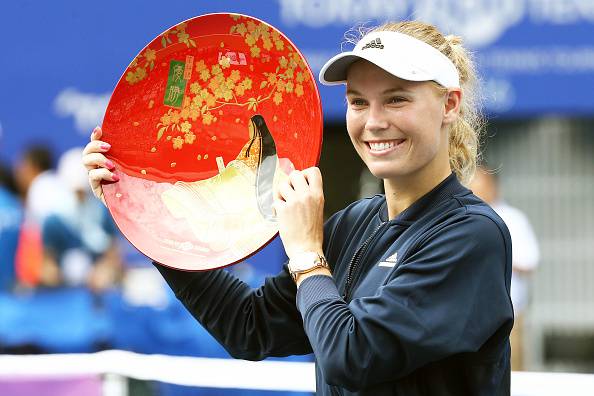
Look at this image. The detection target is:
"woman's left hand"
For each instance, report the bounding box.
[274,167,325,260]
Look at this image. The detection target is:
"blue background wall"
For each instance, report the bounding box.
[2,0,594,163]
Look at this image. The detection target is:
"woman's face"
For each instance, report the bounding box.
[345,60,455,183]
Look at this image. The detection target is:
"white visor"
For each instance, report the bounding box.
[319,31,460,88]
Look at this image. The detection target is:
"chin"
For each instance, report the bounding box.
[360,147,411,174]
[366,167,401,181]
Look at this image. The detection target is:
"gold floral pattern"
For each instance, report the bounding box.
[126,22,197,86]
[161,22,196,48]
[125,47,157,85]
[143,15,313,152]
[172,136,184,150]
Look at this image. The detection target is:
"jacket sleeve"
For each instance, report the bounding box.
[296,213,514,391]
[153,210,347,360]
[154,262,311,360]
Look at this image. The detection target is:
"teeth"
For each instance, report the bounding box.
[369,141,397,151]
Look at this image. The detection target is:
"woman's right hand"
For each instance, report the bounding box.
[82,126,119,206]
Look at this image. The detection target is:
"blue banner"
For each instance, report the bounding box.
[2,0,594,163]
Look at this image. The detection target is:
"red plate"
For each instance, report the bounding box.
[101,13,323,271]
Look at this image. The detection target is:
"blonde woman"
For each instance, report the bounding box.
[84,20,513,395]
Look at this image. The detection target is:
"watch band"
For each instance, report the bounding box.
[288,252,330,282]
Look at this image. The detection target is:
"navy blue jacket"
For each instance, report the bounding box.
[155,173,514,395]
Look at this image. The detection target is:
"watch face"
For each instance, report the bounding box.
[290,252,320,272]
[101,13,323,271]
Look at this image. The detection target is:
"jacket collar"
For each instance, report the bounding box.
[379,173,468,224]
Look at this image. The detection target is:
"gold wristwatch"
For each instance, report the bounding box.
[288,251,330,282]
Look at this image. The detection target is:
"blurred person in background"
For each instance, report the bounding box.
[0,162,23,291]
[13,145,53,287]
[15,145,122,291]
[471,166,540,371]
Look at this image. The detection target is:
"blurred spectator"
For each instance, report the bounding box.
[14,145,122,291]
[0,162,22,291]
[14,145,58,286]
[470,166,540,371]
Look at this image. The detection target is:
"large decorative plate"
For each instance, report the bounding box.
[101,13,323,270]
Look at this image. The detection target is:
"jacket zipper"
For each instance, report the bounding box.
[343,221,387,301]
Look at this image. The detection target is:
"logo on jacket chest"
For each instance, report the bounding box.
[377,251,398,268]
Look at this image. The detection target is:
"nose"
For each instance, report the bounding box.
[365,103,389,133]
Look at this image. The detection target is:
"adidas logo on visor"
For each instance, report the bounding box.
[361,38,384,50]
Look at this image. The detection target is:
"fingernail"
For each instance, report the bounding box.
[101,143,111,150]
[111,174,120,182]
[105,160,115,169]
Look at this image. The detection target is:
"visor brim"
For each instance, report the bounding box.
[319,52,434,86]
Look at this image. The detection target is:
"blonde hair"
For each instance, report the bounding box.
[347,21,484,185]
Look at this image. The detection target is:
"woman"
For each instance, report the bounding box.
[84,21,513,395]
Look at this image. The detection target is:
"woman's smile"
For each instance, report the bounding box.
[366,138,407,155]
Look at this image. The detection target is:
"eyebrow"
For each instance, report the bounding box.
[346,87,413,96]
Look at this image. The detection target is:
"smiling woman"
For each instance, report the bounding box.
[337,22,484,188]
[344,62,456,209]
[84,18,513,396]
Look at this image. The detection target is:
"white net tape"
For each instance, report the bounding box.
[0,350,593,395]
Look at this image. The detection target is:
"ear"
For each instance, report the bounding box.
[443,89,462,125]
